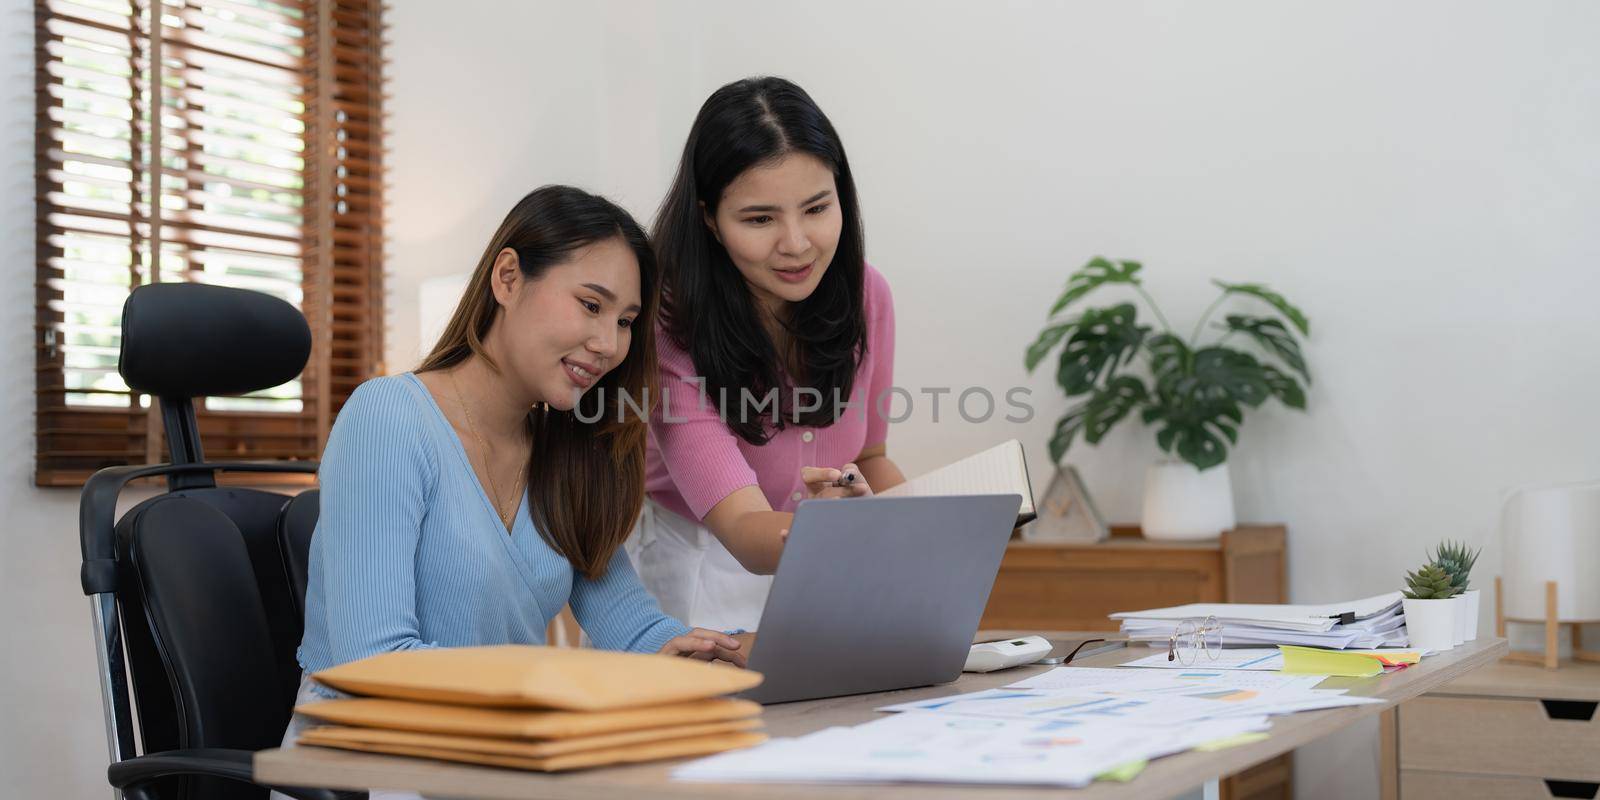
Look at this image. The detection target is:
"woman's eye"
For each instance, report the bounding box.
[581,300,600,314]
[745,215,772,225]
[806,203,831,215]
[618,318,634,329]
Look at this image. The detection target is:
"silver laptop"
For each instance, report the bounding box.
[738,493,1023,705]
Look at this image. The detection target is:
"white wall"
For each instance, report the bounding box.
[387,2,1600,797]
[0,0,117,797]
[6,2,1598,798]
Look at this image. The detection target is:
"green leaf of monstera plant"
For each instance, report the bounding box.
[1213,281,1310,336]
[1048,402,1089,463]
[1024,321,1075,373]
[1144,359,1251,471]
[1178,347,1271,409]
[1150,417,1226,470]
[1047,257,1144,318]
[1083,375,1149,445]
[1047,376,1151,461]
[1222,314,1310,383]
[1054,304,1150,395]
[1152,403,1242,471]
[1260,364,1306,409]
[1145,333,1191,396]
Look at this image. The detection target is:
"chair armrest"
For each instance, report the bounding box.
[107,748,365,800]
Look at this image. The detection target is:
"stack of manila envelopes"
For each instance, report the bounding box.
[296,645,766,771]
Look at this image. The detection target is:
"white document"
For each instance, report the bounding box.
[1004,666,1324,693]
[1119,648,1286,671]
[1110,592,1404,633]
[674,711,1270,788]
[976,666,1169,692]
[878,439,1035,519]
[1203,692,1386,718]
[1110,671,1328,694]
[878,687,1240,726]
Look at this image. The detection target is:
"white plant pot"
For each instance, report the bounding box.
[1403,598,1457,652]
[1462,589,1480,642]
[1141,460,1236,541]
[1451,594,1468,646]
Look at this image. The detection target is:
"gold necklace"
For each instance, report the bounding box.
[450,372,525,531]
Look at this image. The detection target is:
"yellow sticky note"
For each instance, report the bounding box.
[1195,732,1270,752]
[1277,645,1383,677]
[1096,759,1148,782]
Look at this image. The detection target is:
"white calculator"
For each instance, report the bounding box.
[962,635,1054,673]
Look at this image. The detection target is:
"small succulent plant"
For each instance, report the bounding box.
[1403,563,1461,600]
[1431,540,1480,592]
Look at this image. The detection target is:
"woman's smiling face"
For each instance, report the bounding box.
[705,152,842,315]
[490,237,641,410]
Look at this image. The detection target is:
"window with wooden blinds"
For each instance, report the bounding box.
[34,0,386,487]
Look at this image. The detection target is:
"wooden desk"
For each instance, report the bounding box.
[255,637,1508,799]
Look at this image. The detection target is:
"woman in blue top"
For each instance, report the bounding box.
[286,187,743,741]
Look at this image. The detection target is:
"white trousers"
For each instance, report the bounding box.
[625,499,773,633]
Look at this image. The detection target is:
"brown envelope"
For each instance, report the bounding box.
[298,718,761,758]
[298,729,769,772]
[312,645,763,711]
[296,696,761,739]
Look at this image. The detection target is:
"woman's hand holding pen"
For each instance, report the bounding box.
[801,463,873,500]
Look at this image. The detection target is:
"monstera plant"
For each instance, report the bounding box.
[1025,257,1312,472]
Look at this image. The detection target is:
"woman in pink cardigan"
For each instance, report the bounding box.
[627,77,907,632]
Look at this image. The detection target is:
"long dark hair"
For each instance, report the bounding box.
[654,76,868,445]
[418,185,658,579]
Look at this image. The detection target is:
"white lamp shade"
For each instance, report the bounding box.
[1500,480,1600,621]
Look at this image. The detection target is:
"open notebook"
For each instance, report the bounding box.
[878,439,1036,525]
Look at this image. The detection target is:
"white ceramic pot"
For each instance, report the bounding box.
[1141,460,1236,541]
[1462,589,1480,642]
[1403,598,1457,652]
[1451,594,1468,646]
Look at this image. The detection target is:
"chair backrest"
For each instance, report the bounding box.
[278,489,321,619]
[116,488,319,800]
[80,283,322,800]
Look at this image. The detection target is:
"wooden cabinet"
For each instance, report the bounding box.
[981,524,1290,800]
[1387,658,1600,799]
[980,524,1288,632]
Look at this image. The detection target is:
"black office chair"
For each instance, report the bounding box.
[78,283,360,800]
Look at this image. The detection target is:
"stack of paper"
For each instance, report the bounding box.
[674,665,1383,787]
[1111,592,1409,649]
[296,645,767,771]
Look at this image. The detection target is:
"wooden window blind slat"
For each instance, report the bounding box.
[35,0,386,487]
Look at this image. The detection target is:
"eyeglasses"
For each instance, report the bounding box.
[1167,615,1224,666]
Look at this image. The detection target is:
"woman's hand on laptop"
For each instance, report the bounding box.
[801,463,873,500]
[660,628,748,668]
